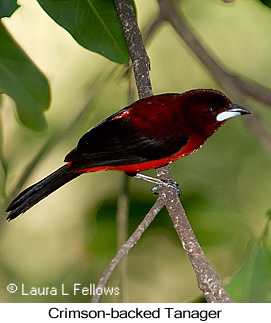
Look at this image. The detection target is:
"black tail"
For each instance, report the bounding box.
[6,165,82,221]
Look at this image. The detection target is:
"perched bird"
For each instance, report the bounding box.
[6,89,250,220]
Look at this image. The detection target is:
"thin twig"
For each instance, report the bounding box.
[116,174,129,302]
[115,70,134,302]
[158,0,271,106]
[157,0,271,157]
[142,15,163,45]
[91,196,166,303]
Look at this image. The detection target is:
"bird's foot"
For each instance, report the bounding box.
[151,179,182,196]
[130,173,182,196]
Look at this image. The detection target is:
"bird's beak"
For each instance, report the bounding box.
[216,103,250,122]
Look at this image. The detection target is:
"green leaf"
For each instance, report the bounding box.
[0,0,20,18]
[0,23,50,131]
[226,239,271,302]
[259,0,271,9]
[37,0,132,64]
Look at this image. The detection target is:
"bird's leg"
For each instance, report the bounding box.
[131,173,182,196]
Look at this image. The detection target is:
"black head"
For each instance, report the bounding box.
[182,89,250,137]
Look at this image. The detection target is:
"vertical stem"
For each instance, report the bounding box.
[116,70,134,302]
[94,0,233,303]
[116,174,129,302]
[114,0,153,99]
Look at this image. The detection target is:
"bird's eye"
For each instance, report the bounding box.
[208,107,216,115]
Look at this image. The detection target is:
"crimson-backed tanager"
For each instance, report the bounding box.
[6,89,250,220]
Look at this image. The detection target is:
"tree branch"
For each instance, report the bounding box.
[116,174,129,302]
[115,70,135,302]
[157,0,271,157]
[165,190,232,302]
[157,0,271,106]
[92,0,233,303]
[91,196,166,303]
[142,15,163,45]
[155,165,233,302]
[115,0,152,99]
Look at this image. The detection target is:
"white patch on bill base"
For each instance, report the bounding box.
[216,111,241,122]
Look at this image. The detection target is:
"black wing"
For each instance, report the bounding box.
[65,110,188,171]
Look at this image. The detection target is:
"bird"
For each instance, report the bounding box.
[5,89,250,221]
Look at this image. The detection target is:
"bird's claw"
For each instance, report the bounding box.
[151,185,159,195]
[151,179,182,196]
